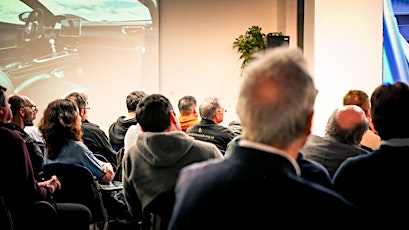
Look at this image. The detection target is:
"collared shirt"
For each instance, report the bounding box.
[238,139,301,175]
[380,138,409,147]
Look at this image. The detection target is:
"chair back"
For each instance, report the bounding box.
[142,191,175,230]
[0,196,14,230]
[42,163,109,229]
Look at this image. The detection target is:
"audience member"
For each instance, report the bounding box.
[177,95,199,132]
[333,82,409,227]
[225,136,332,189]
[168,47,358,229]
[0,85,91,230]
[122,94,223,229]
[186,97,234,153]
[39,98,115,184]
[65,92,118,167]
[109,91,147,152]
[227,119,242,137]
[300,105,370,178]
[342,89,381,151]
[6,94,44,180]
[124,123,143,153]
[25,125,44,151]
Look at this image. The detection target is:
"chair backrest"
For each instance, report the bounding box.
[0,196,15,230]
[94,154,109,163]
[41,163,108,229]
[143,191,175,230]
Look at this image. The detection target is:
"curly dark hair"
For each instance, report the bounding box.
[39,98,82,159]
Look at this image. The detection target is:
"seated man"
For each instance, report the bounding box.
[7,94,44,180]
[342,89,381,151]
[66,92,118,167]
[122,94,223,229]
[300,105,370,178]
[177,95,199,132]
[168,47,359,230]
[109,91,147,152]
[0,85,91,230]
[186,97,234,153]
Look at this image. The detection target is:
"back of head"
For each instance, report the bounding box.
[371,81,409,140]
[8,94,27,117]
[237,46,317,148]
[0,85,12,123]
[39,98,82,158]
[178,95,197,116]
[0,85,6,107]
[343,89,370,115]
[325,105,369,145]
[136,94,174,132]
[126,91,148,112]
[65,92,88,111]
[199,97,223,120]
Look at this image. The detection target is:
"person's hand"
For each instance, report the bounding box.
[100,163,115,183]
[38,175,61,193]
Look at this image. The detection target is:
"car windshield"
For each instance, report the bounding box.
[0,0,152,24]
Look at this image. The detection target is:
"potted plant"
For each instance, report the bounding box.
[233,26,283,73]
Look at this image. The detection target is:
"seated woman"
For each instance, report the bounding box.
[39,98,115,183]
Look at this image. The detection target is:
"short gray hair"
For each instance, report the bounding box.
[199,97,223,120]
[237,46,317,148]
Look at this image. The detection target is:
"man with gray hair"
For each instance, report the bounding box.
[168,47,359,229]
[300,105,370,178]
[186,96,234,153]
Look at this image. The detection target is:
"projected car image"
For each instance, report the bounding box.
[0,0,158,125]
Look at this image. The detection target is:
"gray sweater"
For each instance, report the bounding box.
[122,131,223,223]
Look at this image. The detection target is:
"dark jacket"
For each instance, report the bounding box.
[169,145,359,229]
[1,122,44,180]
[300,134,369,178]
[186,119,234,152]
[108,116,137,152]
[82,120,117,167]
[1,125,53,228]
[333,144,409,227]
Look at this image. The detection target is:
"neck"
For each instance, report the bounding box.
[125,111,136,120]
[9,117,24,129]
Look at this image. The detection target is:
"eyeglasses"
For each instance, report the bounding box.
[24,105,38,112]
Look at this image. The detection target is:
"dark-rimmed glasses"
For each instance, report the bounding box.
[24,105,38,112]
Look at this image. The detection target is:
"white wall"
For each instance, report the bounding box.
[158,0,383,135]
[159,0,292,127]
[307,0,383,135]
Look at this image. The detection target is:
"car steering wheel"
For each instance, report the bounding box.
[24,8,45,42]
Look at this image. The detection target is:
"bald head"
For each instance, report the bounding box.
[336,105,367,129]
[325,105,369,145]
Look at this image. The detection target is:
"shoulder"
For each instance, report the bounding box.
[0,125,24,144]
[191,139,224,158]
[65,140,92,153]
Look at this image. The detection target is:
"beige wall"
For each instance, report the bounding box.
[159,0,294,127]
[307,0,383,134]
[157,0,383,135]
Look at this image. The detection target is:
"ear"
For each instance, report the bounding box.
[169,110,181,131]
[79,108,85,117]
[306,111,314,135]
[170,110,178,124]
[19,107,26,117]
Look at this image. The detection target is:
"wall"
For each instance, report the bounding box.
[159,0,296,127]
[158,0,383,135]
[307,0,383,135]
